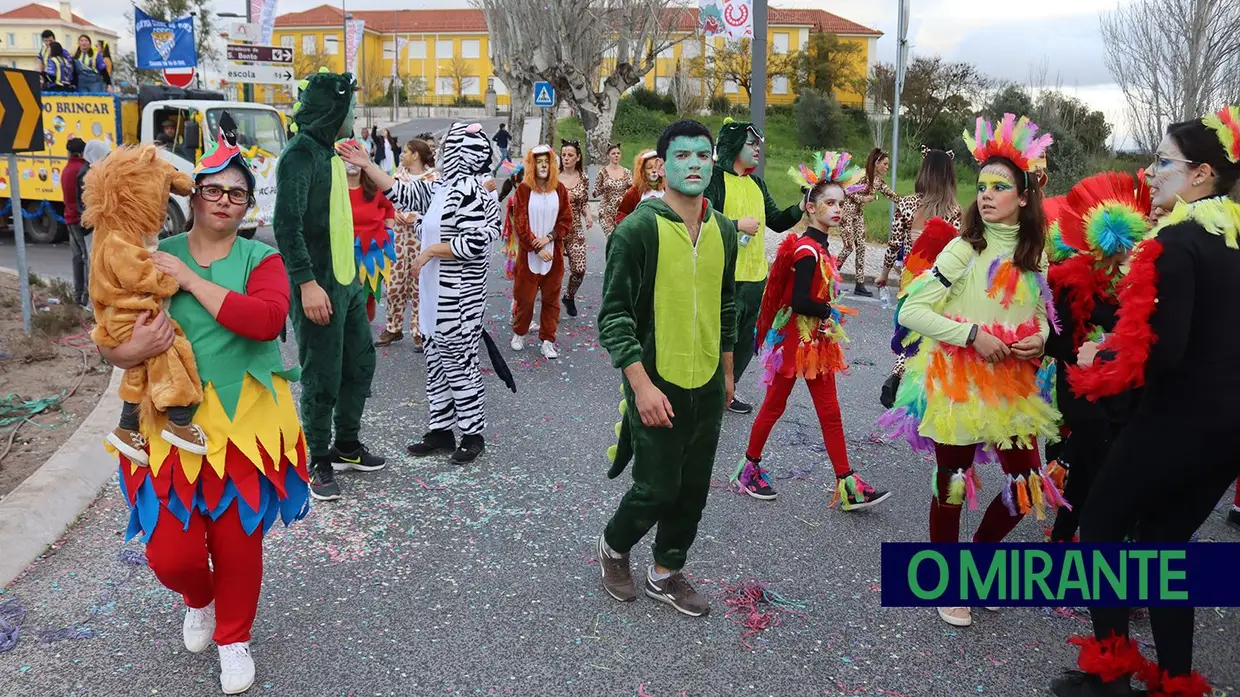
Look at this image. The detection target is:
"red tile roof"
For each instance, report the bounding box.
[0,2,109,30]
[275,4,880,37]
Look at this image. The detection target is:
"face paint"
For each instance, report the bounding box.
[535,154,550,179]
[664,135,713,196]
[738,133,761,168]
[976,166,1022,224]
[1149,134,1196,210]
[644,158,661,183]
[345,163,361,176]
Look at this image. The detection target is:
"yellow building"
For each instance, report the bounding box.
[0,1,119,72]
[261,4,879,109]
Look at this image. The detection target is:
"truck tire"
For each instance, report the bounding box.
[24,203,66,244]
[161,200,186,239]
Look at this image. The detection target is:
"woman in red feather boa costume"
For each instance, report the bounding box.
[1050,109,1240,697]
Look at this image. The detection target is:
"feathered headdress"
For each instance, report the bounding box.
[1058,172,1151,259]
[963,113,1053,174]
[194,110,255,190]
[1042,196,1078,264]
[789,151,866,195]
[1203,105,1240,164]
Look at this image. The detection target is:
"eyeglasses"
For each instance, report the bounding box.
[197,185,251,205]
[1151,154,1196,172]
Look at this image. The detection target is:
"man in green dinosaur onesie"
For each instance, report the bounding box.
[595,119,737,618]
[702,118,803,414]
[274,68,385,503]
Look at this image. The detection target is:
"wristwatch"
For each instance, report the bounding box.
[966,324,979,346]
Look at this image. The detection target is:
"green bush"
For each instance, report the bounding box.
[708,95,732,115]
[613,98,675,141]
[628,87,677,115]
[452,96,484,108]
[793,89,847,149]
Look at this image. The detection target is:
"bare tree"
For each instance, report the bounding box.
[473,0,540,157]
[530,0,691,164]
[443,54,475,101]
[667,60,703,115]
[693,38,794,104]
[1101,0,1240,152]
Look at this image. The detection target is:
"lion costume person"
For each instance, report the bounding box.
[85,143,207,464]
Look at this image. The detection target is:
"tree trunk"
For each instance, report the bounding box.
[508,82,532,157]
[539,103,556,145]
[586,84,622,165]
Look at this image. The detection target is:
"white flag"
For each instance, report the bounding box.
[698,0,754,39]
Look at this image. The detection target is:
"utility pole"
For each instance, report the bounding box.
[888,0,910,225]
[244,3,253,103]
[750,0,768,176]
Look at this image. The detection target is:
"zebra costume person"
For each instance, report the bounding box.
[340,122,509,463]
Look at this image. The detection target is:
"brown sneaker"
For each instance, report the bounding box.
[374,329,403,347]
[161,422,208,455]
[596,534,636,602]
[106,427,150,465]
[644,569,710,617]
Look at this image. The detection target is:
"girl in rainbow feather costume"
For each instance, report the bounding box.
[1042,171,1150,543]
[1049,106,1240,697]
[731,152,891,511]
[877,114,1068,629]
[341,138,398,322]
[99,131,309,695]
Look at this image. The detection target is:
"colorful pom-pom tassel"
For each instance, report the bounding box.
[1000,475,1018,516]
[947,469,966,506]
[1046,461,1067,490]
[613,422,622,438]
[606,444,618,462]
[1015,475,1032,514]
[1029,471,1046,520]
[618,400,626,416]
[964,468,979,510]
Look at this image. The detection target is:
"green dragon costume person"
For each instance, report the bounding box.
[274,68,385,502]
[595,120,737,618]
[702,118,803,414]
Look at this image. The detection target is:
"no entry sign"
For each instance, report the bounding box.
[163,68,196,88]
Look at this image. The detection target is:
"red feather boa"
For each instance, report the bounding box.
[1067,238,1164,400]
[1048,253,1103,350]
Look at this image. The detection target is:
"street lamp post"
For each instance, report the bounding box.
[218,11,249,102]
[189,10,203,88]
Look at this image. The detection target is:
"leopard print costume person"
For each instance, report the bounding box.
[562,174,589,304]
[382,168,439,346]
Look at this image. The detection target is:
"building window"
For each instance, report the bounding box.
[492,76,508,95]
[6,33,15,47]
[680,40,700,59]
[772,33,789,55]
[408,40,426,59]
[436,77,455,94]
[657,43,674,60]
[654,76,672,94]
[302,35,317,55]
[463,76,481,95]
[602,44,617,59]
[724,79,738,94]
[436,40,453,59]
[383,40,395,60]
[323,36,339,55]
[32,33,40,48]
[461,40,480,59]
[771,75,788,95]
[280,35,293,48]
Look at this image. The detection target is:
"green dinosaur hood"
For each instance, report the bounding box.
[291,69,357,146]
[715,119,763,172]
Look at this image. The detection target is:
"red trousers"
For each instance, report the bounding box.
[929,442,1041,543]
[145,505,264,645]
[512,248,565,342]
[1234,477,1240,507]
[746,371,851,477]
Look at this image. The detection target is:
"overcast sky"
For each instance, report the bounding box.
[67,0,1135,145]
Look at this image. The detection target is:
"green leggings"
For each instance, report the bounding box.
[604,369,725,570]
[290,280,376,458]
[732,279,766,384]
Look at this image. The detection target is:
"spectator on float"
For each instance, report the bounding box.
[43,41,76,91]
[73,34,108,93]
[96,39,113,91]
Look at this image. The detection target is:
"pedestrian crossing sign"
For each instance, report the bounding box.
[533,81,555,108]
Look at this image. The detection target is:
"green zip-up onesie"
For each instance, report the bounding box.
[599,198,738,570]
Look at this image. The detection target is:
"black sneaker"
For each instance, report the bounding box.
[853,283,874,297]
[644,569,710,617]
[1228,508,1240,532]
[1050,670,1146,697]
[563,296,578,317]
[843,485,892,512]
[407,430,456,457]
[451,434,485,464]
[727,396,753,414]
[309,460,342,501]
[880,373,900,409]
[330,443,387,472]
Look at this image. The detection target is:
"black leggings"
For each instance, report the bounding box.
[1050,419,1116,542]
[1080,408,1240,677]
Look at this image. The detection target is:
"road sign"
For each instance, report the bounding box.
[227,43,293,64]
[0,68,45,154]
[224,63,296,86]
[163,67,196,88]
[227,22,261,42]
[533,81,556,108]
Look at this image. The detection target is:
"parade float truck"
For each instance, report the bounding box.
[9,86,286,243]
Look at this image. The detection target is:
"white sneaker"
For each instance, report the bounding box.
[183,602,215,653]
[541,340,559,359]
[937,606,972,627]
[510,333,525,351]
[218,642,255,695]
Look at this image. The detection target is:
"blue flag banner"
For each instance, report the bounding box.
[134,8,197,70]
[880,543,1240,607]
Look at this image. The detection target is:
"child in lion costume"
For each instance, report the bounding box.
[84,144,207,464]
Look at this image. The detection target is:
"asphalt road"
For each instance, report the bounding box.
[1,224,1238,697]
[385,116,509,146]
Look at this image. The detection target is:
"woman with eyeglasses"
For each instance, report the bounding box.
[96,124,309,695]
[1051,106,1240,697]
[559,139,593,317]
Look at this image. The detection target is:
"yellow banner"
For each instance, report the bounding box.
[12,94,121,203]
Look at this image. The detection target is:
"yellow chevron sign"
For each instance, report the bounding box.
[0,68,45,154]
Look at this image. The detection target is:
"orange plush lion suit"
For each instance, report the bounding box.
[84,144,203,413]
